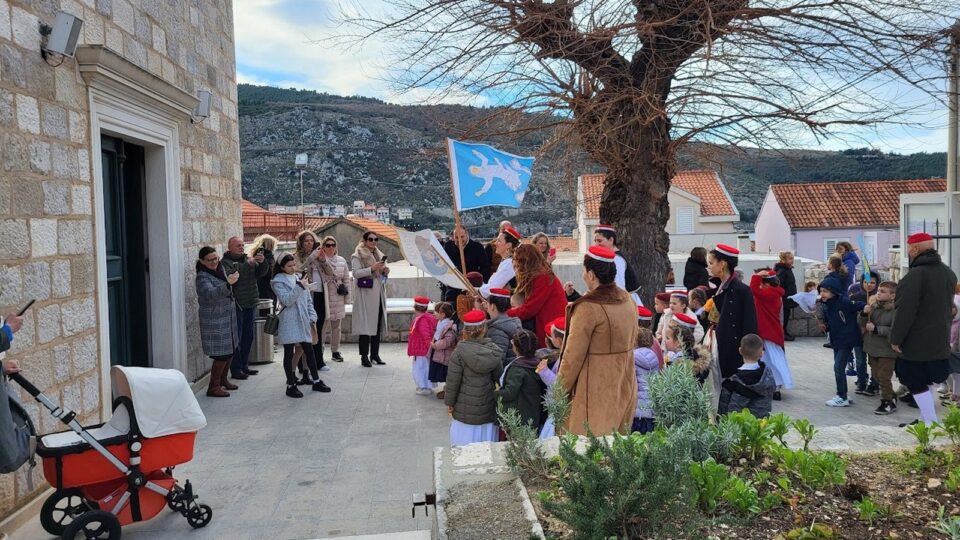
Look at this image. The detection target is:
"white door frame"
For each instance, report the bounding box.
[87,87,187,417]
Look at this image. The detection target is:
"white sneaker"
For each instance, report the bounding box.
[416,388,433,396]
[319,365,331,372]
[825,395,851,407]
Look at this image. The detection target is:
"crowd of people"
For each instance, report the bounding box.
[193,222,959,444]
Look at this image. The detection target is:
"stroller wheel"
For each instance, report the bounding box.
[40,489,95,536]
[166,487,185,513]
[61,510,120,539]
[186,503,212,529]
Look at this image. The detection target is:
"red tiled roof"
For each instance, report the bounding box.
[242,199,269,214]
[580,170,737,220]
[549,236,578,252]
[342,216,399,243]
[770,179,945,229]
[242,199,337,241]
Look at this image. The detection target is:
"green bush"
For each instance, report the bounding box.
[941,405,960,447]
[649,362,711,429]
[544,432,696,539]
[497,403,548,480]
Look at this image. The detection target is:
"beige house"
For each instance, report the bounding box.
[0,1,241,519]
[576,170,741,253]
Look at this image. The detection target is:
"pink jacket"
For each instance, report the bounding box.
[408,312,437,357]
[430,322,458,365]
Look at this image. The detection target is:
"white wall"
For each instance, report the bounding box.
[754,189,792,254]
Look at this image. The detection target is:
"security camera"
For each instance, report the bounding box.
[40,12,83,59]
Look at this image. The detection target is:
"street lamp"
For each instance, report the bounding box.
[295,153,308,223]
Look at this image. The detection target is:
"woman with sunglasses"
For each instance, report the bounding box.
[316,236,350,362]
[351,231,390,367]
[195,246,240,397]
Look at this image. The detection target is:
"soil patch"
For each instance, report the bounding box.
[446,479,534,540]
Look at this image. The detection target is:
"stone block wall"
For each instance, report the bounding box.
[0,0,241,519]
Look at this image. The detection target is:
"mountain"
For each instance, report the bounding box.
[238,84,946,232]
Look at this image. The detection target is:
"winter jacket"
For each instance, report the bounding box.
[718,361,776,418]
[750,274,785,347]
[712,276,758,378]
[408,312,437,357]
[841,251,860,289]
[430,321,458,365]
[271,273,318,345]
[487,314,522,368]
[634,347,659,419]
[891,250,959,362]
[683,258,710,290]
[859,299,896,359]
[507,273,568,348]
[558,284,638,436]
[444,337,504,425]
[774,262,797,298]
[536,348,560,388]
[444,239,491,283]
[196,265,238,357]
[221,252,270,309]
[496,356,547,430]
[312,253,350,321]
[819,274,865,349]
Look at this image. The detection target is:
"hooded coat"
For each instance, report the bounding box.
[486,314,522,368]
[773,262,797,298]
[557,283,638,436]
[444,337,504,425]
[819,274,865,349]
[496,356,547,430]
[683,258,710,290]
[841,251,860,289]
[718,361,777,418]
[860,298,897,359]
[890,249,958,362]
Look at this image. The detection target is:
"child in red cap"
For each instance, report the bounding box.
[408,296,437,395]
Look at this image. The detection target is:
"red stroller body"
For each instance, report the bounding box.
[13,365,211,539]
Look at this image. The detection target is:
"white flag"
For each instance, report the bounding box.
[396,228,471,290]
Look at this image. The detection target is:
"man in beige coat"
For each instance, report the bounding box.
[558,246,639,436]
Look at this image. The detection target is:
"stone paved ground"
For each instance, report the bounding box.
[12,338,947,539]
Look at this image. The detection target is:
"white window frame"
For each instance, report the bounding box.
[824,238,848,262]
[676,207,695,235]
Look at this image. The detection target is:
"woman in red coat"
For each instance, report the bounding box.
[507,244,568,347]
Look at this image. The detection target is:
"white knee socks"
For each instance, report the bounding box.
[914,387,938,426]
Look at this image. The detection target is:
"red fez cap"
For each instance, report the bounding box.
[462,310,487,326]
[413,296,430,307]
[669,290,688,298]
[489,288,511,298]
[715,243,739,257]
[637,306,653,320]
[466,271,484,287]
[672,312,698,329]
[655,292,671,303]
[907,232,933,244]
[595,224,616,233]
[503,226,522,241]
[550,316,566,335]
[587,245,616,263]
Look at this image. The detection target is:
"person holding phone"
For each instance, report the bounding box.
[0,302,26,361]
[196,247,240,397]
[531,232,556,266]
[351,231,390,367]
[222,237,269,380]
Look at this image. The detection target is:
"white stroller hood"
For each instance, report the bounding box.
[111,366,207,438]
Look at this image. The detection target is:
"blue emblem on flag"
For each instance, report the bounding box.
[447,138,534,211]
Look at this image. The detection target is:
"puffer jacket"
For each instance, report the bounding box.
[860,299,897,359]
[634,347,659,419]
[487,314,522,368]
[819,274,865,349]
[841,251,860,289]
[430,321,457,365]
[683,258,710,290]
[444,337,504,425]
[222,252,270,309]
[408,312,437,357]
[774,262,797,297]
[718,361,777,418]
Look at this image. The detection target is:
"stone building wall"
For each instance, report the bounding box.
[0,0,241,518]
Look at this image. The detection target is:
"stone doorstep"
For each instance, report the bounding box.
[432,423,939,538]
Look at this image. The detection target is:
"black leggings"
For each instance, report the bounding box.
[313,292,327,367]
[782,298,798,334]
[358,304,385,358]
[284,343,318,385]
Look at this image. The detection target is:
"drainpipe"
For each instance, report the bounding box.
[948,23,959,192]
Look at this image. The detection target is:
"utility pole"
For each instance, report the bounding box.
[295,153,309,230]
[948,23,959,192]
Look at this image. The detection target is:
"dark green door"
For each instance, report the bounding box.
[101,135,150,367]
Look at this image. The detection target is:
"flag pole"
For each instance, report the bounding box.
[446,139,470,283]
[431,245,478,296]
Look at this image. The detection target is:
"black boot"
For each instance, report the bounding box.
[371,335,386,365]
[361,355,372,368]
[286,385,303,398]
[313,344,328,371]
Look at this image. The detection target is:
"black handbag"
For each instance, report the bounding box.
[263,302,283,336]
[336,283,349,296]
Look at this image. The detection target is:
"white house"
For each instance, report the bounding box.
[576,170,741,253]
[754,179,945,266]
[376,206,391,223]
[396,207,414,220]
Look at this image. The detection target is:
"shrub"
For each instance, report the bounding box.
[791,419,818,452]
[545,375,572,430]
[497,403,548,480]
[649,361,711,429]
[941,404,960,447]
[724,410,774,461]
[544,431,696,539]
[947,467,960,492]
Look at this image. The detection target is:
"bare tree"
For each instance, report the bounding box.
[340,0,957,302]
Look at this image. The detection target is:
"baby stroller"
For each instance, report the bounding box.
[11,365,211,539]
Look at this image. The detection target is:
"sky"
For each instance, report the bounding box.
[233,0,951,155]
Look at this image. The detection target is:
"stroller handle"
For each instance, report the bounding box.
[8,373,40,398]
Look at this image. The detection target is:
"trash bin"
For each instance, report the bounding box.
[251,299,275,364]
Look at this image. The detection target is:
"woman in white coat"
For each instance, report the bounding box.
[351,231,389,367]
[272,254,332,398]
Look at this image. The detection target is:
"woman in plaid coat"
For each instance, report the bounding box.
[196,246,240,398]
